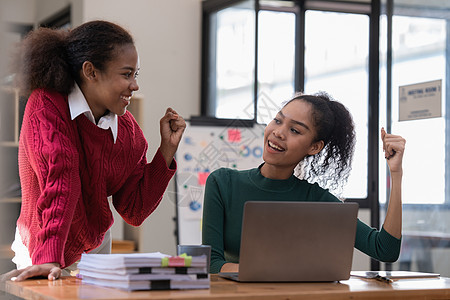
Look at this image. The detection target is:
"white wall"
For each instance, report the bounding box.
[0,0,36,24]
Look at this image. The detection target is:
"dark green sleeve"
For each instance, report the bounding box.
[202,171,227,273]
[318,188,401,262]
[319,188,401,262]
[355,220,402,262]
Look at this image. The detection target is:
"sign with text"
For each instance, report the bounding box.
[399,79,442,121]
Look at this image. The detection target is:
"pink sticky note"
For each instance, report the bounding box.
[198,172,210,186]
[228,129,241,142]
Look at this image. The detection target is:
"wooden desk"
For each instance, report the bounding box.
[1,274,450,300]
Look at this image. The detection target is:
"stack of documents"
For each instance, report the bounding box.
[78,252,209,291]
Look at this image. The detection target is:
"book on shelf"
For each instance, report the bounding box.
[78,252,209,291]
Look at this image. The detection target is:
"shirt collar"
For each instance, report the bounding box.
[68,84,118,143]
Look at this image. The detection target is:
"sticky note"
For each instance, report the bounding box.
[227,129,241,142]
[198,172,210,186]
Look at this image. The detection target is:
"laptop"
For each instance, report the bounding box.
[219,201,359,282]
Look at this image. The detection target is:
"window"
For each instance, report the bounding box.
[379,0,450,276]
[304,10,370,199]
[257,10,296,124]
[201,0,377,206]
[381,15,447,205]
[214,3,256,119]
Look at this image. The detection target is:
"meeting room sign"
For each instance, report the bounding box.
[399,79,442,121]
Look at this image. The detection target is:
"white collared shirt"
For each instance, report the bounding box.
[68,84,118,143]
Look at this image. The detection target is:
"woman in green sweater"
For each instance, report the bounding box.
[202,92,406,274]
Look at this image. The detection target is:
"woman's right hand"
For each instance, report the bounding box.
[5,263,61,282]
[159,107,186,166]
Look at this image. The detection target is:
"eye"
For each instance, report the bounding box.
[273,118,281,124]
[290,128,300,134]
[124,72,132,78]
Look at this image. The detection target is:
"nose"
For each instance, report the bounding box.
[130,78,139,92]
[273,127,285,140]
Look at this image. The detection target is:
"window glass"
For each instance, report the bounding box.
[215,6,255,119]
[390,16,446,205]
[304,11,369,198]
[380,9,449,278]
[256,10,295,124]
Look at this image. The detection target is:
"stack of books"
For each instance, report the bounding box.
[78,252,209,291]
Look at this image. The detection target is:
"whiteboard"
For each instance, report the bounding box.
[175,119,265,245]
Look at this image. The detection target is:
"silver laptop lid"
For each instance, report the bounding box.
[238,201,359,282]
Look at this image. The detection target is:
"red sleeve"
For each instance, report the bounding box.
[112,148,176,226]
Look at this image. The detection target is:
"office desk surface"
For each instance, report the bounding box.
[2,274,450,300]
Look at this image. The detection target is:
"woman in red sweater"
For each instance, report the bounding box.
[8,20,186,281]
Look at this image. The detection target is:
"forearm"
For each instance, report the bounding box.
[220,263,239,273]
[159,142,177,167]
[382,170,402,239]
[113,148,176,225]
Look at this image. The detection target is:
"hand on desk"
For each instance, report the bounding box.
[0,263,61,282]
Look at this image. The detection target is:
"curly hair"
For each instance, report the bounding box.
[291,92,356,195]
[11,20,134,96]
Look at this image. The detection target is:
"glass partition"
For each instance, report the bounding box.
[380,1,450,277]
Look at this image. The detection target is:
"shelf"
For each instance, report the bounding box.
[0,141,19,147]
[1,85,20,144]
[0,86,17,94]
[0,197,21,204]
[111,239,135,253]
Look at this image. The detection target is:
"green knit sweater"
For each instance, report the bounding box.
[202,166,401,274]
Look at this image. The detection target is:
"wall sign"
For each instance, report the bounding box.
[399,79,442,121]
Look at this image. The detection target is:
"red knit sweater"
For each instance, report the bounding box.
[17,88,176,268]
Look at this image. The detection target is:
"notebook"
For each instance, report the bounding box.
[219,201,359,282]
[351,271,440,280]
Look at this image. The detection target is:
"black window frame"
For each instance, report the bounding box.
[39,5,71,29]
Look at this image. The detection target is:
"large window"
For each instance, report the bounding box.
[202,0,377,204]
[304,10,370,199]
[381,15,447,205]
[379,0,450,277]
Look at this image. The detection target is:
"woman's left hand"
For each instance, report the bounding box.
[381,127,406,174]
[159,107,186,166]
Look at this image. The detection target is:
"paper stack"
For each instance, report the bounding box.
[78,252,209,291]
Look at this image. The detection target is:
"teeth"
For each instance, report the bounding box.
[268,141,284,151]
[120,96,132,101]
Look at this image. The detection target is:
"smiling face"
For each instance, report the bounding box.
[261,99,324,179]
[82,44,140,121]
